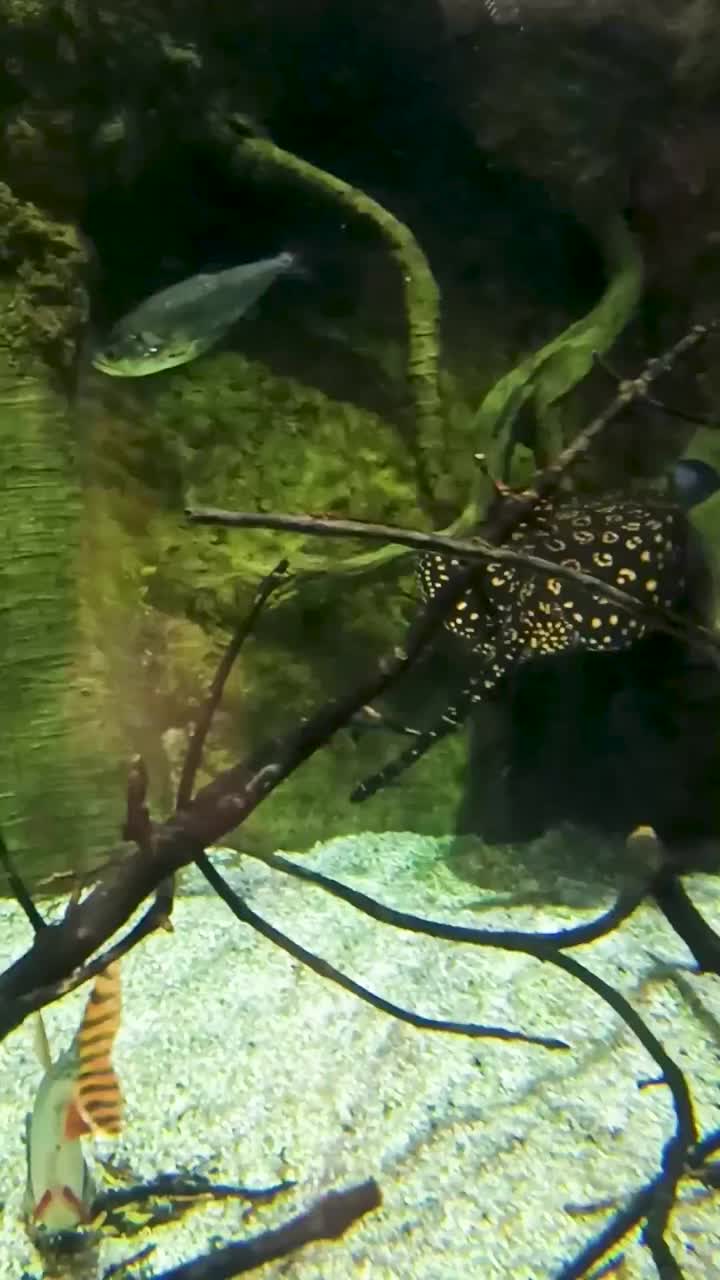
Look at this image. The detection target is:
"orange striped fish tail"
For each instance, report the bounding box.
[74,962,123,1136]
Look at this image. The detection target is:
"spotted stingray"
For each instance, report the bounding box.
[351,485,713,802]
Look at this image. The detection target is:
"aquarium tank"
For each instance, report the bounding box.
[1,1,720,1277]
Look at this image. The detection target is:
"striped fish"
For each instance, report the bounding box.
[71,964,123,1138]
[24,963,123,1236]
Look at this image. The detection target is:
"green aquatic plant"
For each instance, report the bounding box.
[211,116,443,507]
[477,214,644,488]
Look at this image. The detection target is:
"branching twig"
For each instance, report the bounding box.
[236,848,650,954]
[93,1172,294,1215]
[532,324,715,496]
[123,754,174,934]
[185,506,720,660]
[149,1178,381,1279]
[196,847,698,1279]
[0,832,45,933]
[123,756,152,849]
[649,870,720,973]
[176,560,290,809]
[593,349,717,428]
[195,851,567,1049]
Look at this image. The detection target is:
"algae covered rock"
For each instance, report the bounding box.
[0,185,129,876]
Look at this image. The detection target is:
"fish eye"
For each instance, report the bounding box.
[134,331,160,356]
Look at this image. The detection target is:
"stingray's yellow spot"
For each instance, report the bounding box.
[602,531,619,544]
[640,550,651,563]
[609,614,619,626]
[590,617,602,629]
[491,576,504,587]
[617,568,637,584]
[547,578,562,596]
[573,612,583,623]
[645,579,657,592]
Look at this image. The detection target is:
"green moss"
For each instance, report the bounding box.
[0,181,88,370]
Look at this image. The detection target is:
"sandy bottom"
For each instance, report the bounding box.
[0,830,719,1279]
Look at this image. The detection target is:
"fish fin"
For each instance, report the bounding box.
[74,962,124,1136]
[33,1013,52,1071]
[32,1189,53,1222]
[64,1097,92,1140]
[62,1184,91,1221]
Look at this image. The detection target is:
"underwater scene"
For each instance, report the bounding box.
[2,1,720,1277]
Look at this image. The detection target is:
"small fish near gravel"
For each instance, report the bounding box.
[24,963,123,1239]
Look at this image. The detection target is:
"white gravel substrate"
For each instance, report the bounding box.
[1,832,720,1279]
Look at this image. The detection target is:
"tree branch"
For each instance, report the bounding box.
[176,559,290,809]
[185,507,720,660]
[194,851,567,1050]
[149,1178,381,1279]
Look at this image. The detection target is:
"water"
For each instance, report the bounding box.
[2,3,720,1277]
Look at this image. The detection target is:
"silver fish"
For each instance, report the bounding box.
[92,251,297,377]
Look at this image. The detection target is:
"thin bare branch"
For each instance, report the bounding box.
[149,1178,381,1279]
[123,756,152,848]
[194,851,567,1050]
[533,324,715,495]
[0,832,45,933]
[185,508,720,660]
[122,754,174,934]
[239,847,650,953]
[176,559,290,809]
